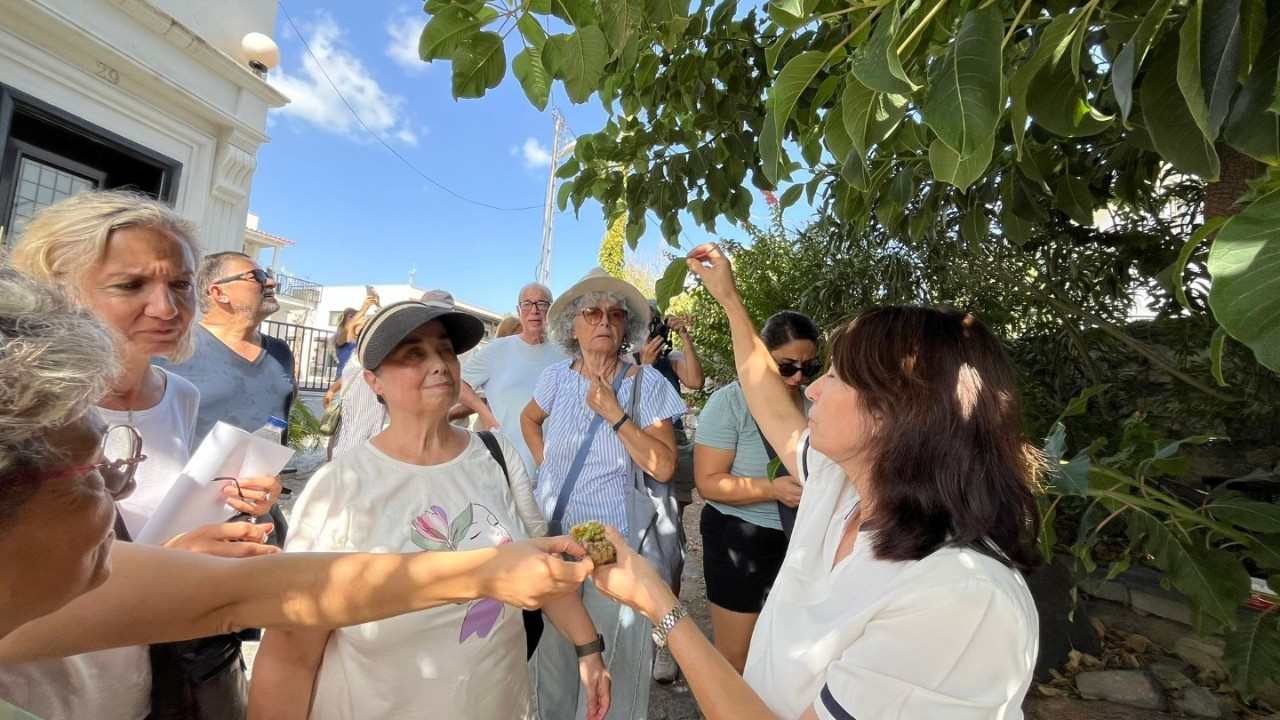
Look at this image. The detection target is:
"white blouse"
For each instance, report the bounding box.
[743,432,1038,719]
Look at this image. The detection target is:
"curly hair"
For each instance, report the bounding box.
[548,290,647,358]
[0,266,119,528]
[11,189,200,363]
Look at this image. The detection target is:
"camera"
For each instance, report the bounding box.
[648,314,673,356]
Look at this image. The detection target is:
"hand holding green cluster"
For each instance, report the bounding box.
[570,521,616,566]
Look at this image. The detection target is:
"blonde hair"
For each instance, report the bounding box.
[0,266,119,525]
[11,190,200,363]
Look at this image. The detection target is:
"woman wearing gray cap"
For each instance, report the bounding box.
[249,299,610,720]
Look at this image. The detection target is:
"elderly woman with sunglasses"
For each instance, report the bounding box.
[693,310,820,675]
[520,268,686,720]
[3,190,281,720]
[0,266,597,720]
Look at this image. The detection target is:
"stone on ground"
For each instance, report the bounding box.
[1076,669,1166,711]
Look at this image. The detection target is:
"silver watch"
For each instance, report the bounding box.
[651,603,688,648]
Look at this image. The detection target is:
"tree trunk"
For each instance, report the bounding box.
[1205,144,1265,220]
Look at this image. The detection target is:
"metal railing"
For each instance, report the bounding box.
[261,320,340,392]
[273,272,322,305]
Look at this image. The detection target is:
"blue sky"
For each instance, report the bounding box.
[252,0,697,313]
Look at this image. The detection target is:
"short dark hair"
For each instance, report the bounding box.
[831,307,1041,572]
[196,251,253,312]
[760,310,821,351]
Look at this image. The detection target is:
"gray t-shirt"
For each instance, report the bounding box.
[160,324,295,443]
[695,381,810,530]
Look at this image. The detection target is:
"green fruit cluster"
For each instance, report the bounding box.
[571,521,616,565]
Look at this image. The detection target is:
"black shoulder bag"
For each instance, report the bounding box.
[477,430,545,661]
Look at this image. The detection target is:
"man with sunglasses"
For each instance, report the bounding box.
[161,251,293,531]
[456,283,566,476]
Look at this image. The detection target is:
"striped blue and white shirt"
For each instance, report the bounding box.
[532,360,686,534]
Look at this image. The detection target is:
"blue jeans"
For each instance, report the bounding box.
[530,578,653,720]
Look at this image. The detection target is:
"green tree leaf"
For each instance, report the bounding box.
[601,0,641,58]
[760,51,827,185]
[1177,0,1244,141]
[1210,326,1229,387]
[1208,185,1280,372]
[1251,535,1280,572]
[1208,497,1280,533]
[851,10,919,95]
[1009,12,1079,155]
[1140,36,1221,179]
[451,31,506,99]
[1172,217,1228,309]
[779,184,804,210]
[552,0,600,28]
[655,256,689,312]
[1127,510,1251,635]
[1112,0,1177,125]
[1054,175,1095,225]
[1223,7,1280,164]
[420,5,488,62]
[513,46,552,111]
[558,27,609,104]
[922,7,1003,155]
[928,133,994,191]
[1223,608,1280,701]
[517,13,548,50]
[841,76,907,156]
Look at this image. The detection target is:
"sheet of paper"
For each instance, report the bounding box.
[134,421,295,545]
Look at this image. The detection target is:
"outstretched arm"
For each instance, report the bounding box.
[687,245,808,478]
[0,536,593,664]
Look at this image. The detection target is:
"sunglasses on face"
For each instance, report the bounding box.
[777,360,823,379]
[518,300,551,312]
[580,307,628,326]
[213,268,274,286]
[47,424,147,497]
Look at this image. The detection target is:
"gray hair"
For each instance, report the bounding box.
[518,282,552,303]
[195,251,252,312]
[0,266,119,527]
[549,290,647,358]
[12,189,200,363]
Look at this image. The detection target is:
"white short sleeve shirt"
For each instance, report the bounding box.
[285,433,544,720]
[743,431,1038,720]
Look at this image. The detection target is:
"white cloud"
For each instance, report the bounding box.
[386,12,426,73]
[517,138,553,169]
[271,12,419,145]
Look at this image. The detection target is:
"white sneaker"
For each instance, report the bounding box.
[652,645,678,683]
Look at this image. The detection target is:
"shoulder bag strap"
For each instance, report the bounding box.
[547,361,631,534]
[477,430,510,486]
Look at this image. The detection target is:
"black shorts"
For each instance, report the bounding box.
[700,504,788,613]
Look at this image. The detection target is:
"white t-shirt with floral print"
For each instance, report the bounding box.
[284,432,545,720]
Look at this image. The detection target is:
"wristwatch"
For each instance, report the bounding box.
[574,633,605,658]
[651,603,688,649]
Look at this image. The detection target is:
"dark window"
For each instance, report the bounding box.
[0,84,180,248]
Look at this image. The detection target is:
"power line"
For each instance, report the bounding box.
[276,1,541,213]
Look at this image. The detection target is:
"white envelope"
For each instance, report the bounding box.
[133,421,294,545]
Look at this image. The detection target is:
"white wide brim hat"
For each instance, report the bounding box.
[547,267,650,327]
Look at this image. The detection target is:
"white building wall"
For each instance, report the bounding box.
[150,0,277,62]
[0,0,287,254]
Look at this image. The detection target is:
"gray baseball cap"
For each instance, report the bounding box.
[356,297,485,370]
